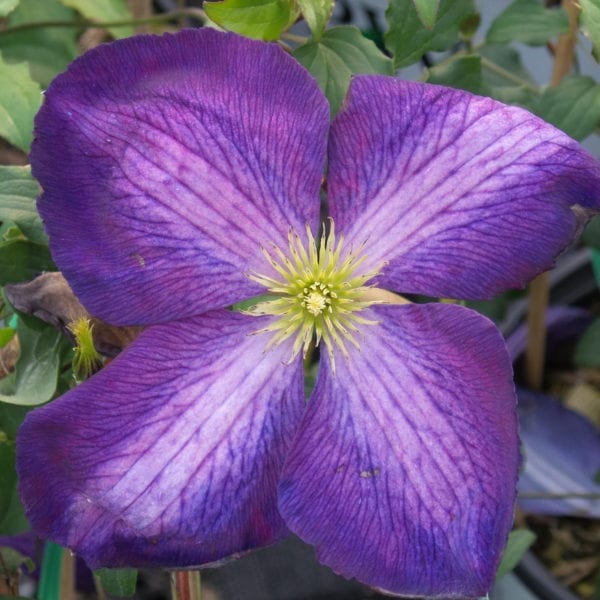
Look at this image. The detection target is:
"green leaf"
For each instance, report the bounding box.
[413,0,439,29]
[479,44,534,88]
[574,318,600,368]
[204,0,296,41]
[426,54,484,94]
[0,500,28,536]
[0,0,19,17]
[0,546,35,575]
[0,165,46,244]
[534,76,600,141]
[95,568,138,597]
[580,0,600,61]
[0,316,67,406]
[0,443,16,518]
[0,240,54,285]
[0,55,41,152]
[478,44,538,107]
[583,215,600,249]
[0,439,28,543]
[386,0,477,69]
[0,0,79,88]
[0,328,15,348]
[294,25,393,116]
[296,0,333,40]
[0,402,30,442]
[496,529,537,579]
[57,0,134,39]
[486,0,569,46]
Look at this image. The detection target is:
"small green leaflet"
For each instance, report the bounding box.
[0,546,35,575]
[95,568,138,597]
[583,215,600,250]
[574,318,600,368]
[496,529,537,579]
[413,0,440,29]
[0,0,19,17]
[296,0,333,40]
[0,443,16,519]
[0,165,47,245]
[486,0,569,46]
[204,0,296,41]
[57,0,134,38]
[535,76,600,141]
[0,317,68,406]
[293,25,393,116]
[580,0,600,62]
[0,239,55,285]
[0,55,41,152]
[386,0,477,69]
[426,55,484,95]
[0,328,15,348]
[0,0,79,88]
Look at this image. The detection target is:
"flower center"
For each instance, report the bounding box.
[247,220,382,368]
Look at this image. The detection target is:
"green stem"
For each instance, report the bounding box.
[0,7,206,35]
[38,542,74,600]
[281,31,308,44]
[170,570,202,600]
[519,491,600,499]
[479,56,539,92]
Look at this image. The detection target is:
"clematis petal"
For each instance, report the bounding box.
[17,311,303,568]
[278,303,519,598]
[31,29,328,325]
[328,76,600,300]
[517,389,600,518]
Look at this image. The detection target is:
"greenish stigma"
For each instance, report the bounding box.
[247,220,382,368]
[68,317,103,382]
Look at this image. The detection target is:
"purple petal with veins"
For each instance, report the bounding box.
[518,390,600,518]
[31,29,328,325]
[328,76,600,300]
[278,303,519,598]
[17,311,304,568]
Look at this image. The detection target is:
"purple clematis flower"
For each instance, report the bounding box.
[17,29,600,599]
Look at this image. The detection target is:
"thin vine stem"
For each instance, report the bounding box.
[519,491,600,500]
[478,56,539,92]
[0,7,206,35]
[429,49,539,93]
[524,0,580,391]
[170,570,202,600]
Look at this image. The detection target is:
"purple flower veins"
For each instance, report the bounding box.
[17,29,600,599]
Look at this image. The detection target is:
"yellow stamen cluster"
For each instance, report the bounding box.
[247,221,382,368]
[68,317,103,382]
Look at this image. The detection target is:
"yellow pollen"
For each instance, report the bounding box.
[302,287,330,315]
[246,220,383,369]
